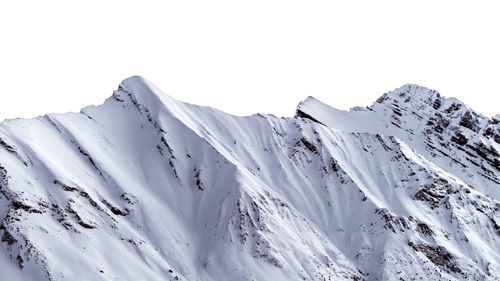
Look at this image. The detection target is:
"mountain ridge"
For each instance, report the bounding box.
[0,76,498,280]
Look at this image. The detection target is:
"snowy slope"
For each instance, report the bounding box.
[0,77,498,280]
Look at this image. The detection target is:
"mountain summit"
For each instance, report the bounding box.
[1,77,499,280]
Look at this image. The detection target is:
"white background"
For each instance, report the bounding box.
[1,0,499,121]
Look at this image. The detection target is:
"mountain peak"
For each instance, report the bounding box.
[374,84,443,110]
[116,75,164,102]
[370,84,499,136]
[295,96,336,125]
[108,75,182,122]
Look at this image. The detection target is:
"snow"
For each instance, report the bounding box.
[0,76,498,280]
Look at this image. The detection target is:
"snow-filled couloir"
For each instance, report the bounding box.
[0,77,498,280]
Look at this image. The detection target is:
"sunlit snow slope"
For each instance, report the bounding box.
[0,77,499,281]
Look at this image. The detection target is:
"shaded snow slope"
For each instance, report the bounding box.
[0,77,499,280]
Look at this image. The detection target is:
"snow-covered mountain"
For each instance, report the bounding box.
[0,77,498,281]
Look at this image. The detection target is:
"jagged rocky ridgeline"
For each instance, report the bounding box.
[0,77,499,280]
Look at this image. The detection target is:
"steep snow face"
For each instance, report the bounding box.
[0,77,499,281]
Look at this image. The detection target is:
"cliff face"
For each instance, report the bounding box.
[0,77,498,280]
